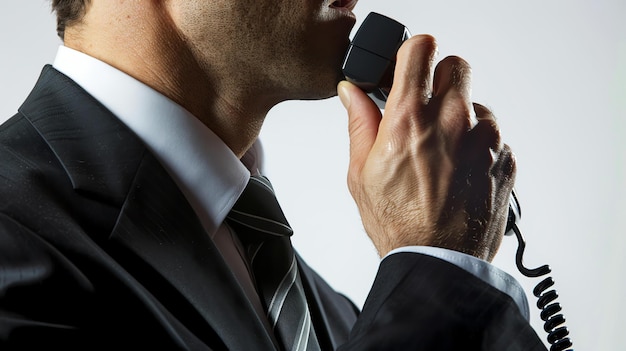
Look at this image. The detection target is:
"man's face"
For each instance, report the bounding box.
[168,0,358,102]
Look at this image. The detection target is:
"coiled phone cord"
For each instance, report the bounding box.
[511,223,573,351]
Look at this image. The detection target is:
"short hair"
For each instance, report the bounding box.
[51,0,90,39]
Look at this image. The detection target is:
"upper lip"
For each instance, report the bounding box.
[329,0,358,11]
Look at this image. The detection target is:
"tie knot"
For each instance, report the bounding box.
[227,176,293,239]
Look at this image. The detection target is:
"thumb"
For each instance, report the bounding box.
[338,81,382,176]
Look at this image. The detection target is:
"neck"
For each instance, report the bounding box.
[63,1,278,158]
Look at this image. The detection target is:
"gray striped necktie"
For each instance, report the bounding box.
[226,175,321,351]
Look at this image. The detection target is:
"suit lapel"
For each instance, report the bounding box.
[298,255,358,350]
[109,152,276,350]
[19,66,276,350]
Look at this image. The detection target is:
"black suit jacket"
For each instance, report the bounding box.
[0,66,547,350]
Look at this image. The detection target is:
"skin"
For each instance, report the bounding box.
[339,37,516,259]
[64,0,515,261]
[65,0,356,157]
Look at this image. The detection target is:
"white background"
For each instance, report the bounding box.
[1,1,624,350]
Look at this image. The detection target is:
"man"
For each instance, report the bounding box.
[0,0,546,350]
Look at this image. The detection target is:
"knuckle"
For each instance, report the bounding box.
[506,147,517,175]
[432,55,472,96]
[472,102,495,120]
[466,118,500,151]
[346,166,361,192]
[498,144,517,179]
[487,120,502,149]
[438,55,472,73]
[475,118,501,149]
[400,34,437,56]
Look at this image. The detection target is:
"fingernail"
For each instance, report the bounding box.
[338,81,351,109]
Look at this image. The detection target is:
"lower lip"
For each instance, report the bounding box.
[329,5,357,20]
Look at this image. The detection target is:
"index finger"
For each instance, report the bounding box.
[385,35,438,116]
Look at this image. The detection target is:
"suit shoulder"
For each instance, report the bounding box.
[0,112,66,194]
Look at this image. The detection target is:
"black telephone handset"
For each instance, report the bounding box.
[342,12,410,109]
[343,12,573,351]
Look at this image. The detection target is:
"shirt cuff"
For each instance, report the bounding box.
[384,246,530,320]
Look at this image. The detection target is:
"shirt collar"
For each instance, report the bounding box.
[52,45,252,236]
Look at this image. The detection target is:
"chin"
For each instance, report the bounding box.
[298,64,346,100]
[274,44,348,101]
[296,80,341,101]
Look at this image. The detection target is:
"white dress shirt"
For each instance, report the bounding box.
[52,45,530,322]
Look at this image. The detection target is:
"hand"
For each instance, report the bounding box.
[338,35,516,261]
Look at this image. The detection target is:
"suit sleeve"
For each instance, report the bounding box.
[339,252,547,351]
